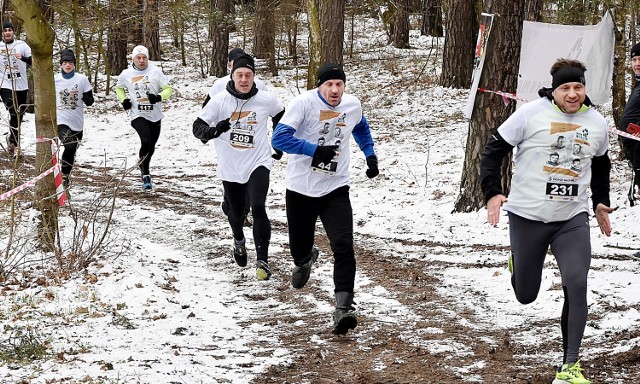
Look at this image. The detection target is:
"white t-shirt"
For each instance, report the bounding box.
[116,63,170,122]
[55,72,92,132]
[0,39,31,91]
[198,89,284,183]
[278,89,363,197]
[208,74,267,99]
[498,97,609,223]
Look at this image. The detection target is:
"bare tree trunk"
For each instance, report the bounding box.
[281,0,300,66]
[608,1,627,132]
[13,0,58,250]
[439,0,475,88]
[306,0,321,89]
[143,0,161,60]
[454,0,525,213]
[524,0,543,21]
[254,0,277,75]
[210,0,233,77]
[319,0,344,65]
[392,0,411,48]
[421,0,443,37]
[107,0,128,75]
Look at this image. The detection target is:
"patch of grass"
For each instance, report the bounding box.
[0,325,50,363]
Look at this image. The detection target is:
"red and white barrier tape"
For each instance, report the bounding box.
[608,127,640,142]
[478,88,640,143]
[477,88,530,103]
[1,137,66,206]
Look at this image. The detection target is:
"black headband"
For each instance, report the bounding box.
[552,66,586,90]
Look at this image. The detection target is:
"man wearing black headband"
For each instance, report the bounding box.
[272,63,379,335]
[480,58,613,384]
[619,43,640,204]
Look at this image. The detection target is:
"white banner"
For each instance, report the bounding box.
[464,13,494,119]
[517,12,614,107]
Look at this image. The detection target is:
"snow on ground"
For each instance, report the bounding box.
[1,17,639,384]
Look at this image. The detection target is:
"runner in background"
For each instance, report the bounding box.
[55,48,94,189]
[0,20,31,159]
[115,45,173,190]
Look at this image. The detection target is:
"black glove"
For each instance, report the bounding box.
[272,149,283,160]
[81,91,94,106]
[121,99,132,110]
[313,145,338,164]
[365,155,379,178]
[214,118,231,136]
[146,92,162,104]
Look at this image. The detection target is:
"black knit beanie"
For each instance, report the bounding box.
[60,49,76,64]
[2,21,13,31]
[228,47,245,62]
[632,43,640,59]
[551,66,586,90]
[231,53,255,74]
[317,63,346,87]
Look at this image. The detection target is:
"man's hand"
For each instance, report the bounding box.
[595,203,615,237]
[486,194,507,226]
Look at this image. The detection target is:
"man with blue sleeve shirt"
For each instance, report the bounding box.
[272,63,379,335]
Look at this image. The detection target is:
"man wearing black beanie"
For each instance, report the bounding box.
[0,19,32,159]
[193,49,285,282]
[202,49,269,228]
[272,63,379,335]
[55,48,94,189]
[619,42,640,204]
[480,58,613,383]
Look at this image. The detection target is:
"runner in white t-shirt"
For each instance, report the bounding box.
[480,58,614,384]
[202,48,268,226]
[115,45,173,190]
[193,53,285,281]
[272,63,379,335]
[0,20,32,158]
[55,49,94,188]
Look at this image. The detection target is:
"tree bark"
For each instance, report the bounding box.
[143,0,161,60]
[392,0,411,48]
[210,0,233,77]
[319,0,344,65]
[107,0,128,76]
[439,0,475,88]
[421,0,443,37]
[608,2,627,133]
[454,0,525,213]
[13,0,58,250]
[254,0,277,75]
[306,0,321,89]
[281,0,300,66]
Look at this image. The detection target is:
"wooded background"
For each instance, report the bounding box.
[3,0,637,250]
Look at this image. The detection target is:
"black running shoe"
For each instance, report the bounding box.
[291,247,318,288]
[232,241,248,267]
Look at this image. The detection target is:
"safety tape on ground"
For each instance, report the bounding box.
[1,137,66,206]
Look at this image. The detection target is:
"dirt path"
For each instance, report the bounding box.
[3,156,638,383]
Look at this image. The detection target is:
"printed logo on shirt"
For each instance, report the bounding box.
[550,121,581,134]
[59,85,80,110]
